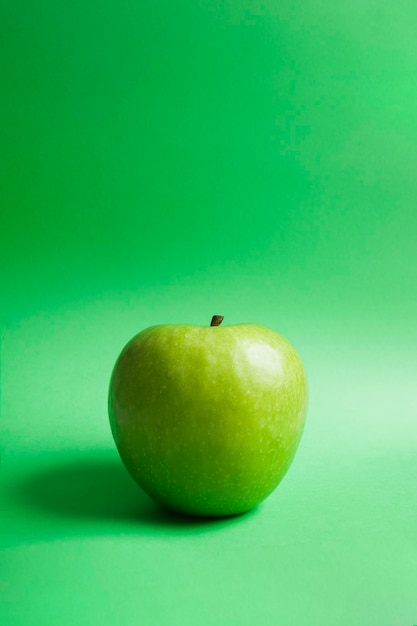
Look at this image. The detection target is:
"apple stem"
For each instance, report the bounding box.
[210,315,224,327]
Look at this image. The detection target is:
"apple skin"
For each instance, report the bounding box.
[108,321,308,517]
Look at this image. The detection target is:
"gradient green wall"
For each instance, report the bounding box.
[1,2,416,625]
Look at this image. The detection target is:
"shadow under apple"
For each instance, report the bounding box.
[17,451,257,534]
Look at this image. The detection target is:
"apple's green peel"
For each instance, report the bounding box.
[108,318,308,517]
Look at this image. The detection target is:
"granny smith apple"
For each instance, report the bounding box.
[108,316,308,517]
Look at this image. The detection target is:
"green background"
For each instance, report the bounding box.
[1,1,416,624]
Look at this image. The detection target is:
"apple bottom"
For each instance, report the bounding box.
[114,429,304,517]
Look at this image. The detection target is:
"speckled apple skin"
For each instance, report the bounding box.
[108,323,308,516]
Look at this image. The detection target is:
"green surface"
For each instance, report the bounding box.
[1,1,416,624]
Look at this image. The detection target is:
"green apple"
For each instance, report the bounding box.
[108,316,308,517]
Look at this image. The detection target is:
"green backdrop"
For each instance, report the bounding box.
[1,1,416,624]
